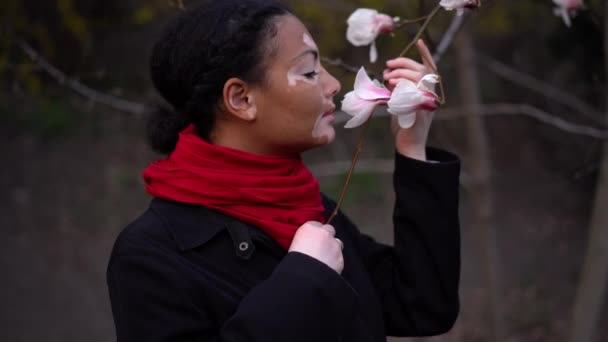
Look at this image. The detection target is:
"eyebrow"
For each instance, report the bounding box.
[292,49,319,62]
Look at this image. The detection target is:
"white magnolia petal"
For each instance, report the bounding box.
[388,92,421,109]
[369,41,378,63]
[343,103,377,128]
[387,103,418,116]
[341,91,379,129]
[560,8,572,27]
[341,91,361,113]
[417,74,440,93]
[388,79,437,115]
[439,0,481,14]
[353,67,391,101]
[387,80,420,108]
[346,9,379,46]
[397,113,417,129]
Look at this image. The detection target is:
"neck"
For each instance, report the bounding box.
[210,121,296,157]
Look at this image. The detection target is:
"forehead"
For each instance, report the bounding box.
[273,15,315,61]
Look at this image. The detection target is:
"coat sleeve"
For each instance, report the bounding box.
[107,241,358,342]
[328,147,461,337]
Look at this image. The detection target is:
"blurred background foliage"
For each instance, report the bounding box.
[1,0,607,341]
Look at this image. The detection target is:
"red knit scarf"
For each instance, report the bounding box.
[143,124,325,249]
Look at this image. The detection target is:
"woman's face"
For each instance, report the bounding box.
[250,15,341,155]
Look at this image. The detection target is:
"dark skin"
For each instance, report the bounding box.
[213,15,436,161]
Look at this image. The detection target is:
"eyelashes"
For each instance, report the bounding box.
[303,70,319,79]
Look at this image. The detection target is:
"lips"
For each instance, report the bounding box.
[322,105,336,117]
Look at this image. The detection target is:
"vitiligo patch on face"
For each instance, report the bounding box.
[311,112,335,142]
[287,70,316,87]
[286,33,321,87]
[303,33,318,50]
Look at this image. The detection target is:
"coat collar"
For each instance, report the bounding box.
[149,198,283,259]
[149,196,334,255]
[149,198,232,251]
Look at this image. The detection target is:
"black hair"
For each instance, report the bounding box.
[147,0,290,154]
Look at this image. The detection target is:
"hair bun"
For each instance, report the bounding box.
[146,106,189,154]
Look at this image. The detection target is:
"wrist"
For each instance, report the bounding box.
[396,145,427,161]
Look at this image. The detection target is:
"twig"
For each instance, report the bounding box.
[320,57,360,74]
[327,116,373,224]
[322,11,463,76]
[395,15,431,28]
[17,39,146,115]
[398,5,442,57]
[477,54,605,126]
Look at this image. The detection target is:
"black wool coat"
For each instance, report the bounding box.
[107,148,461,342]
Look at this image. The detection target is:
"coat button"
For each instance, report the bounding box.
[238,242,249,252]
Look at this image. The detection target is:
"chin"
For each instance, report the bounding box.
[323,130,336,144]
[314,128,336,147]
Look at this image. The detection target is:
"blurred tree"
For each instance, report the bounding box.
[569,2,608,341]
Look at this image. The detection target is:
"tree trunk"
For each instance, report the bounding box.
[455,25,505,342]
[568,2,608,341]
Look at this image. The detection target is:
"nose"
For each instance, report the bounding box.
[322,67,341,98]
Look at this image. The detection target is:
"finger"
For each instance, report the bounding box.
[335,238,344,250]
[304,221,323,228]
[319,224,336,236]
[383,69,423,83]
[416,39,437,72]
[385,58,425,72]
[390,115,399,135]
[388,78,416,87]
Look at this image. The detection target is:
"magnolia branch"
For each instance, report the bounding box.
[322,12,465,74]
[334,104,608,139]
[326,117,372,224]
[17,39,146,115]
[477,54,605,126]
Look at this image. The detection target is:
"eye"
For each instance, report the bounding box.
[303,70,319,79]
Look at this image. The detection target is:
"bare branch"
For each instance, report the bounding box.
[477,54,605,126]
[320,57,360,74]
[434,12,466,63]
[441,103,608,139]
[17,39,146,115]
[333,103,608,139]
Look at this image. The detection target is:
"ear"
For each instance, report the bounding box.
[222,78,257,121]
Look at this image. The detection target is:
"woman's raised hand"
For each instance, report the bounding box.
[383,39,437,160]
[289,221,344,274]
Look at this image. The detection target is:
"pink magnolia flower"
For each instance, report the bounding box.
[346,8,395,63]
[439,0,481,16]
[341,67,391,128]
[553,0,584,27]
[387,74,440,128]
[341,68,440,129]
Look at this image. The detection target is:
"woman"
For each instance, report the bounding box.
[106,1,461,341]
